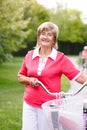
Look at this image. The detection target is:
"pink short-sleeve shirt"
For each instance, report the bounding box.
[18,48,80,107]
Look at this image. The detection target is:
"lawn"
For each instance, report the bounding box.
[0,57,24,130]
[0,57,70,130]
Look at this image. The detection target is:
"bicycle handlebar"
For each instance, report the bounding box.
[38,81,87,98]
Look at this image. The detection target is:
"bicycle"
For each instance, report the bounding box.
[38,81,87,130]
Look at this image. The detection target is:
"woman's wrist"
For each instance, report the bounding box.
[28,77,32,85]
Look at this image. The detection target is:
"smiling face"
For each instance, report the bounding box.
[38,29,55,48]
[36,22,59,49]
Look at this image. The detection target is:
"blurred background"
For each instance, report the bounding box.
[0,0,87,63]
[0,0,87,129]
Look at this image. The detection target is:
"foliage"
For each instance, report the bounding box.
[0,57,70,130]
[1,0,87,63]
[0,0,26,63]
[81,24,87,43]
[0,0,50,63]
[50,4,87,44]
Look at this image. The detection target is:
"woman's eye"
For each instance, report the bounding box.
[41,32,53,37]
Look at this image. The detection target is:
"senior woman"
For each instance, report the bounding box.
[18,21,87,130]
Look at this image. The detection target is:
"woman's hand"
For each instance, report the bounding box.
[28,77,39,87]
[18,75,39,87]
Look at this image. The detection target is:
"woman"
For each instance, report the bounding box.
[18,21,87,130]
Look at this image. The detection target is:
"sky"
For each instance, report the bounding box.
[36,0,87,22]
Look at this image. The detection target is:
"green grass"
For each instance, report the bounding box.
[0,57,70,130]
[0,57,24,130]
[61,75,70,92]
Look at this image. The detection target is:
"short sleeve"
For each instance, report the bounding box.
[18,51,33,76]
[61,55,80,80]
[18,57,27,76]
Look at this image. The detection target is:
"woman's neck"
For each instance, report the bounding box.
[39,46,52,58]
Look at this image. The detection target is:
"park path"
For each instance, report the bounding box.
[67,56,87,101]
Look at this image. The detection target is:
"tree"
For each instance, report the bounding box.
[0,0,50,63]
[50,4,84,43]
[0,0,28,62]
[81,24,87,44]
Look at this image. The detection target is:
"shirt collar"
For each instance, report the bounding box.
[32,47,58,60]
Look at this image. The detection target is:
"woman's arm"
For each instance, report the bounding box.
[75,73,87,84]
[18,75,38,87]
